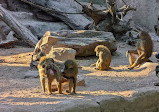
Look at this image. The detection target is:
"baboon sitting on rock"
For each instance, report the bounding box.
[91,45,111,70]
[126,31,153,70]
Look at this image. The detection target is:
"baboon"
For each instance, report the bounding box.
[154,65,159,86]
[126,31,153,70]
[38,56,62,94]
[61,59,78,94]
[30,50,46,69]
[91,45,111,70]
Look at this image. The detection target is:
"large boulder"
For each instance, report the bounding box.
[33,30,117,57]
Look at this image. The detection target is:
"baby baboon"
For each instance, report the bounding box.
[91,45,111,70]
[38,56,62,94]
[126,31,153,70]
[30,50,46,69]
[61,59,78,94]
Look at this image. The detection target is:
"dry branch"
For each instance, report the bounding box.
[0,5,38,47]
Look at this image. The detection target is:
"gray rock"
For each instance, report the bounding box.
[24,70,39,79]
[24,21,70,39]
[11,11,71,39]
[98,89,159,112]
[117,0,159,31]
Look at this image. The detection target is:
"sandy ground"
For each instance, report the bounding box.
[0,39,159,111]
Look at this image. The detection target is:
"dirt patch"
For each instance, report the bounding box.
[0,41,159,111]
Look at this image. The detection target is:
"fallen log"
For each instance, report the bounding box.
[20,0,91,30]
[0,5,38,47]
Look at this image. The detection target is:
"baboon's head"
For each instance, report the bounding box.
[82,5,92,16]
[139,31,149,40]
[94,45,106,56]
[40,58,54,68]
[62,60,76,75]
[40,58,55,77]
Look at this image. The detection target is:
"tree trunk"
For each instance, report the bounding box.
[0,5,38,47]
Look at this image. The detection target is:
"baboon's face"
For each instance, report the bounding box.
[95,48,100,56]
[62,60,74,75]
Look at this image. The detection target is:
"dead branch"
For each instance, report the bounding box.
[0,5,38,47]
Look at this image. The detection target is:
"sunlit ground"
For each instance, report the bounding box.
[0,42,158,109]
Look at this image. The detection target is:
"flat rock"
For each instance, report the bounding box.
[33,30,117,56]
[24,70,39,79]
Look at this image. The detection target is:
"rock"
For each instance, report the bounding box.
[25,0,91,30]
[34,30,117,57]
[25,21,70,39]
[47,47,76,61]
[34,11,61,22]
[117,0,159,31]
[120,31,138,46]
[11,11,71,39]
[77,79,86,86]
[0,31,17,48]
[51,77,86,92]
[24,70,39,79]
[53,30,117,56]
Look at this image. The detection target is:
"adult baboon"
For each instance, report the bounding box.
[61,59,78,94]
[126,31,153,69]
[91,45,111,70]
[38,56,62,94]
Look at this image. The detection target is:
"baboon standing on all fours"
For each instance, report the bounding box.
[91,45,111,70]
[38,56,62,94]
[126,31,153,70]
[61,59,78,94]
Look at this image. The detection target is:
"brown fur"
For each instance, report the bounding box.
[91,45,111,70]
[61,60,78,94]
[37,56,62,94]
[126,31,153,69]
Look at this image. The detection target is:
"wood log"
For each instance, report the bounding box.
[20,0,91,30]
[0,5,38,47]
